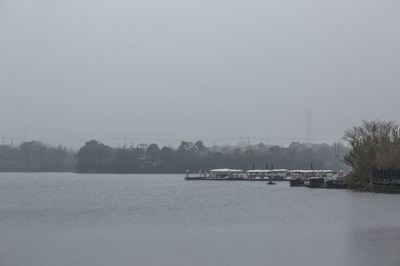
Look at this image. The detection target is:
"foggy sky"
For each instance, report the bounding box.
[1,0,399,148]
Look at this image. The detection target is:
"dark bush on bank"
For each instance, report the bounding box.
[344,120,400,190]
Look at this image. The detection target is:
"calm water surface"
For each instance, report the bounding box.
[0,173,399,266]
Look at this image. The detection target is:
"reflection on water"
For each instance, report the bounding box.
[348,192,400,266]
[351,226,400,266]
[0,173,399,266]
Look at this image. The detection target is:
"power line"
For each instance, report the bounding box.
[0,135,343,142]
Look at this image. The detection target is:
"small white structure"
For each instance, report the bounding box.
[209,169,243,179]
[247,169,289,180]
[271,169,289,180]
[247,170,269,178]
[317,170,338,181]
[289,169,338,180]
[289,170,312,179]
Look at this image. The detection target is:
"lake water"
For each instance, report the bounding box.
[0,173,399,266]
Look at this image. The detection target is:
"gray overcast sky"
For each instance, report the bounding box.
[0,0,399,148]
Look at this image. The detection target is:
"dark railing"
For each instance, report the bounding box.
[372,168,400,193]
[372,169,400,184]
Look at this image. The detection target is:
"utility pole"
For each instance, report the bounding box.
[334,142,339,171]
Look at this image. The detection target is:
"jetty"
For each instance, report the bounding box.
[185,169,268,181]
[185,168,349,190]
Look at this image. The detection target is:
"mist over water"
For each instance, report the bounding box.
[0,173,399,266]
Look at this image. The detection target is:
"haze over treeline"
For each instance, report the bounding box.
[0,140,346,173]
[1,0,400,147]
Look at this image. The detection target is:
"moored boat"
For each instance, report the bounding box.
[289,170,309,187]
[305,177,325,188]
[185,168,245,181]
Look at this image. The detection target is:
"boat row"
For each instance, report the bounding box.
[185,168,289,181]
[289,170,347,188]
[185,168,346,188]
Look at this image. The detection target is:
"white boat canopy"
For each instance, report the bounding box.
[290,170,309,173]
[247,169,288,173]
[247,169,269,173]
[210,168,243,173]
[272,169,288,172]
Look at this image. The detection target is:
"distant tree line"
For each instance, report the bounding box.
[75,140,348,173]
[3,121,399,189]
[0,141,75,172]
[0,139,348,173]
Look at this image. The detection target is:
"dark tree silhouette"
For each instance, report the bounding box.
[0,139,349,173]
[0,141,74,172]
[146,144,160,159]
[76,140,112,172]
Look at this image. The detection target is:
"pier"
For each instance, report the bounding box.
[185,169,347,188]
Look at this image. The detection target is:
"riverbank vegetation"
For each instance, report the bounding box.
[0,141,75,172]
[2,121,399,188]
[0,140,346,173]
[75,140,346,173]
[344,120,400,190]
